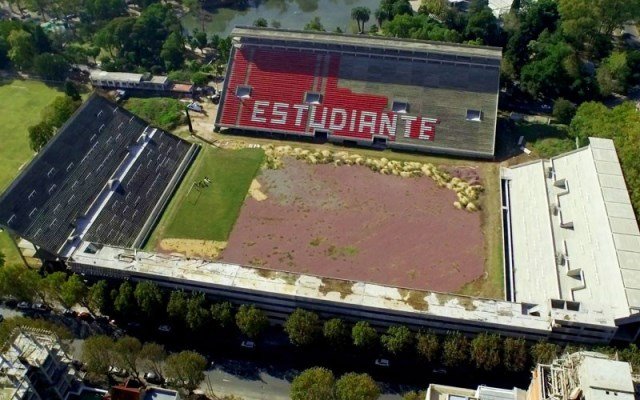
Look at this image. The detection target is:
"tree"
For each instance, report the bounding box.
[416,330,440,362]
[304,16,325,31]
[442,331,469,367]
[113,336,142,378]
[193,29,208,51]
[64,80,81,101]
[284,308,321,346]
[470,333,501,371]
[531,341,560,364]
[253,17,268,27]
[597,51,631,96]
[186,293,209,331]
[82,335,114,379]
[41,96,81,128]
[167,290,188,321]
[290,367,335,400]
[558,0,640,45]
[352,321,378,349]
[84,0,127,22]
[60,275,87,309]
[335,372,380,400]
[28,121,54,152]
[40,271,67,306]
[33,53,69,81]
[191,71,209,86]
[0,37,8,69]
[7,29,34,70]
[140,342,167,378]
[503,337,528,372]
[351,7,371,33]
[164,351,207,392]
[464,3,500,45]
[553,98,576,124]
[0,264,40,301]
[114,281,136,316]
[381,325,413,355]
[134,281,164,319]
[210,301,235,328]
[271,20,282,28]
[420,0,448,19]
[403,391,426,400]
[161,31,185,71]
[323,318,350,347]
[26,0,50,19]
[87,280,109,314]
[235,304,269,338]
[0,250,4,268]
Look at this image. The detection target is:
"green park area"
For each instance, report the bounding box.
[146,146,265,247]
[0,80,62,265]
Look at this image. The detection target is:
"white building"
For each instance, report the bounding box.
[501,138,640,343]
[0,328,83,400]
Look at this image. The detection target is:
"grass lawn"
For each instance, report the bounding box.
[0,79,62,265]
[146,146,265,247]
[516,122,576,159]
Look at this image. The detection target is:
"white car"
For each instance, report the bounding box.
[157,324,172,333]
[240,340,255,349]
[374,358,390,367]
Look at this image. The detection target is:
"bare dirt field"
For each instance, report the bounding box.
[220,158,484,292]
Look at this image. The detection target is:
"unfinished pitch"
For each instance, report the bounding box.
[220,158,484,292]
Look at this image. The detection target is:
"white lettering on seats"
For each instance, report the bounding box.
[271,102,289,125]
[309,106,328,129]
[251,101,269,123]
[400,115,418,137]
[293,104,309,127]
[359,111,377,134]
[329,108,347,130]
[379,113,397,137]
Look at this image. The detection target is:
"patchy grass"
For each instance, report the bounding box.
[146,146,264,247]
[457,163,504,299]
[398,289,429,311]
[319,278,354,298]
[326,245,359,259]
[515,122,576,159]
[124,97,187,131]
[0,80,62,265]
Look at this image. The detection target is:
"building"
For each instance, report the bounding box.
[104,379,180,400]
[527,352,636,400]
[0,328,83,400]
[426,384,525,400]
[215,27,502,159]
[501,138,640,343]
[0,94,198,258]
[425,351,636,400]
[89,71,194,96]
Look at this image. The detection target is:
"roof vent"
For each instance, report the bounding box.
[554,179,567,189]
[550,204,559,216]
[466,109,482,122]
[305,92,322,105]
[555,252,565,266]
[546,167,554,179]
[392,100,409,114]
[561,221,574,230]
[235,86,252,99]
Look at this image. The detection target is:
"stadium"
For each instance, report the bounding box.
[1,29,640,345]
[215,27,502,159]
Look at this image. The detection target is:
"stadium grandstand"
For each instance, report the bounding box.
[215,27,502,158]
[0,94,198,257]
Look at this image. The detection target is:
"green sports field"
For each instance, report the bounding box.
[0,80,63,265]
[146,146,265,248]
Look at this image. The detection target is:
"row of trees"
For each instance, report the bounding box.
[28,92,81,151]
[82,335,207,391]
[291,367,380,400]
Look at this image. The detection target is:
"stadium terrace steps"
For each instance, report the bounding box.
[0,94,195,254]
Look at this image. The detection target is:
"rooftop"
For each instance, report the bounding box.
[231,27,503,60]
[501,137,640,324]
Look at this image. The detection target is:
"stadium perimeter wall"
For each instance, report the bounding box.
[68,248,619,344]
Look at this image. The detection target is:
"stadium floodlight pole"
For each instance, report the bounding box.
[185,107,194,134]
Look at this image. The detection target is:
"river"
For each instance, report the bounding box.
[181,0,382,36]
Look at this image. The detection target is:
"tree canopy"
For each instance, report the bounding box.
[290,367,335,400]
[284,308,321,346]
[235,304,269,339]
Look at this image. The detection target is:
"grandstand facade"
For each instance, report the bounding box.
[0,94,198,257]
[215,27,502,158]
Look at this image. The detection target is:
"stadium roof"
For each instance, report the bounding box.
[0,94,196,256]
[217,27,501,158]
[501,138,640,326]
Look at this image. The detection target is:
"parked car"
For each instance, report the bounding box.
[157,324,172,333]
[77,312,93,321]
[240,340,255,349]
[17,302,31,310]
[144,371,164,384]
[4,299,18,308]
[374,358,390,367]
[432,368,448,375]
[32,303,50,312]
[63,308,76,317]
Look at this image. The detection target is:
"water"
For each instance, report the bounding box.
[181,0,382,36]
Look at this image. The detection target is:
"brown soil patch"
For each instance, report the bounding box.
[220,159,484,292]
[158,238,227,259]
